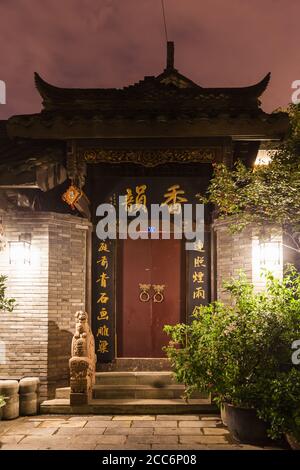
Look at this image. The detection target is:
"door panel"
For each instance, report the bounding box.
[118,238,183,357]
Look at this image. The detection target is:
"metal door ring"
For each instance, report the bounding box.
[153,291,164,303]
[139,290,150,302]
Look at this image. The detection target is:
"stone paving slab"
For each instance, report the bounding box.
[1,444,41,450]
[156,415,200,421]
[201,416,221,421]
[59,420,88,428]
[203,428,230,435]
[179,435,230,445]
[105,427,154,435]
[112,415,155,420]
[0,435,25,444]
[6,426,57,436]
[55,427,106,436]
[95,444,151,450]
[85,420,131,428]
[163,427,204,435]
[39,420,71,428]
[0,413,284,451]
[179,420,220,427]
[152,445,209,450]
[153,427,202,435]
[126,435,179,445]
[132,420,177,427]
[81,415,113,421]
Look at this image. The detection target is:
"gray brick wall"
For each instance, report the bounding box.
[0,211,91,399]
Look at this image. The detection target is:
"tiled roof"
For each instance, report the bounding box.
[0,121,64,170]
[33,69,271,118]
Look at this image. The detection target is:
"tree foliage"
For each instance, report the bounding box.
[200,104,300,244]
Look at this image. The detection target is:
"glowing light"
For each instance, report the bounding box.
[259,241,281,267]
[254,150,273,166]
[9,234,31,265]
[252,236,283,287]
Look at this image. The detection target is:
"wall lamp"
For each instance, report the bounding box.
[9,233,31,265]
[259,240,281,267]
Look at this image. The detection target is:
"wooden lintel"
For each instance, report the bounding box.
[0,184,39,189]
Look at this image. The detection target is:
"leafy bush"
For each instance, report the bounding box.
[0,275,16,312]
[164,266,300,438]
[257,369,300,440]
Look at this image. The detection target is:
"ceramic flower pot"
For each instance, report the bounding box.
[225,403,270,445]
[286,433,300,450]
[220,403,227,426]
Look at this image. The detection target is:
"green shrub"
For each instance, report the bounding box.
[256,368,300,439]
[164,266,300,438]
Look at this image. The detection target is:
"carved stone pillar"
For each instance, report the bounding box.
[69,311,96,405]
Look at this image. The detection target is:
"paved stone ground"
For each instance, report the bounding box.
[0,414,283,450]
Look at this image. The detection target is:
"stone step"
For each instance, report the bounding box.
[95,371,176,386]
[97,358,171,372]
[92,384,206,400]
[55,387,70,399]
[56,386,207,400]
[40,398,217,415]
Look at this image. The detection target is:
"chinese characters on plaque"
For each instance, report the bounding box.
[94,239,114,362]
[123,185,147,212]
[123,184,188,214]
[188,236,210,318]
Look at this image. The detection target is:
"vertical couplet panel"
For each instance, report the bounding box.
[93,236,115,362]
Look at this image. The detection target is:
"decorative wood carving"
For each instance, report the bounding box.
[79,148,219,167]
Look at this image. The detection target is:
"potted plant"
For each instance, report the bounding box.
[164,266,300,445]
[286,428,300,450]
[256,369,300,449]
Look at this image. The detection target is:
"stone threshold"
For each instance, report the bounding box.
[97,358,172,372]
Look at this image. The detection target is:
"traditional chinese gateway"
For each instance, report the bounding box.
[0,43,290,412]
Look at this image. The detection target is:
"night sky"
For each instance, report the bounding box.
[0,0,299,119]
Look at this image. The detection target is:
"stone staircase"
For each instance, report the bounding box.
[40,371,216,415]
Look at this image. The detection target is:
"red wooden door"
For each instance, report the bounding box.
[118,238,183,357]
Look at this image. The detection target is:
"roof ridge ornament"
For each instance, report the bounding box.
[166,41,175,71]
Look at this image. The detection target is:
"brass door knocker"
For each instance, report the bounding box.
[153,284,165,303]
[139,283,151,302]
